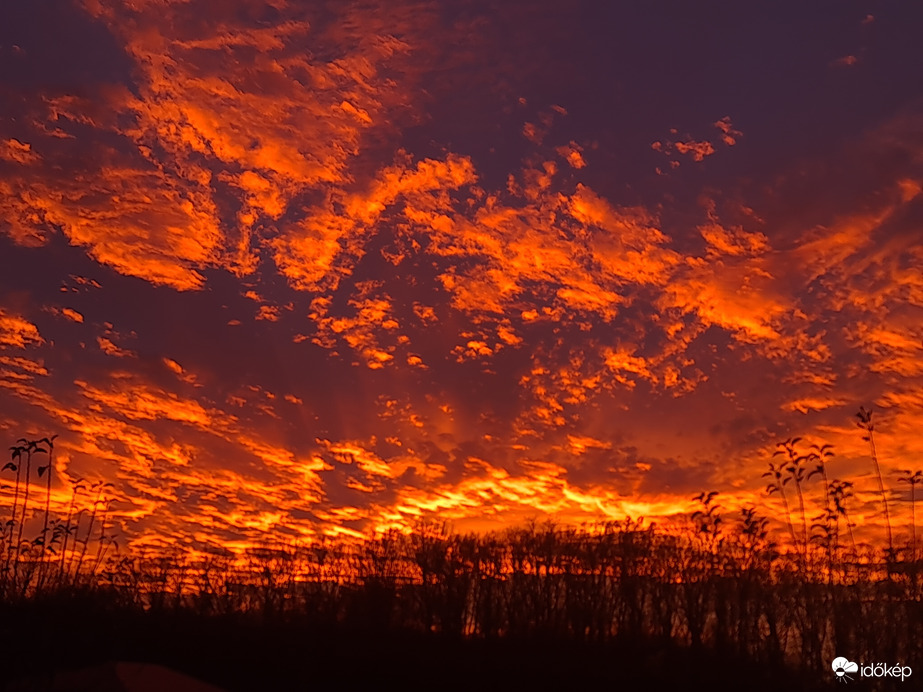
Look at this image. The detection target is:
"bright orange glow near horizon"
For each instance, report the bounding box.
[1,0,922,556]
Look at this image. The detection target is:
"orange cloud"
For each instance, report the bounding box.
[2,152,224,289]
[97,337,136,358]
[0,138,40,165]
[662,258,787,343]
[556,141,586,169]
[0,309,44,349]
[674,139,715,161]
[713,116,742,146]
[273,155,476,293]
[652,119,739,166]
[60,308,85,323]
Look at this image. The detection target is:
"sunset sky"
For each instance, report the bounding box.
[1,0,922,554]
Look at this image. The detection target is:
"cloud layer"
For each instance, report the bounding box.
[1,0,922,553]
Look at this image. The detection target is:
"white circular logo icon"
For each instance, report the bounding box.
[832,657,859,682]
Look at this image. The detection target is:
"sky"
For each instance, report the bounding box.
[1,0,922,555]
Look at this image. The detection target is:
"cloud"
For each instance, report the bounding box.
[1,140,225,289]
[272,154,476,293]
[2,0,440,289]
[556,141,586,169]
[674,139,716,161]
[0,309,44,349]
[652,118,741,167]
[0,139,40,165]
[59,307,85,323]
[97,337,136,358]
[713,116,742,146]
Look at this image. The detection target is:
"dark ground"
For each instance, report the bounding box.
[0,595,847,691]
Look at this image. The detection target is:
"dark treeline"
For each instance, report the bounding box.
[0,520,883,691]
[106,517,923,664]
[1,517,917,690]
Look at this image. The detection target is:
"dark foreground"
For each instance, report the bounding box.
[0,595,846,692]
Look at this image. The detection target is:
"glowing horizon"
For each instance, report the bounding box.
[1,0,922,555]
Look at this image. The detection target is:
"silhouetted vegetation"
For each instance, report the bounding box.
[2,408,920,689]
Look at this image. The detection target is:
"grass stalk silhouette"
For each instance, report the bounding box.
[58,479,84,586]
[776,439,811,563]
[857,406,894,560]
[897,469,922,563]
[34,435,57,591]
[762,461,799,563]
[37,436,56,557]
[74,481,110,584]
[13,439,42,591]
[806,445,834,572]
[91,497,114,578]
[2,443,24,585]
[828,479,857,555]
